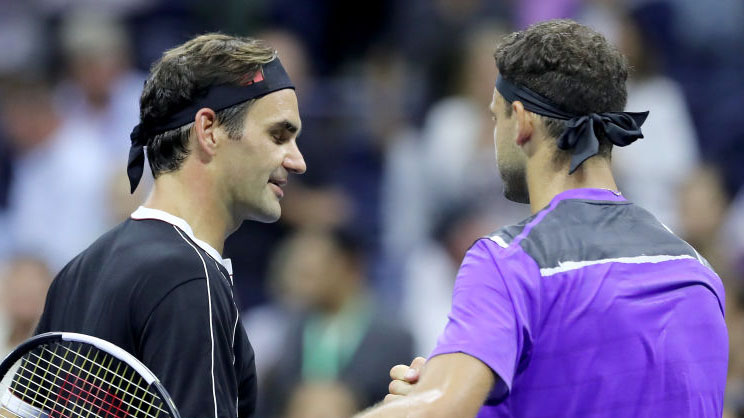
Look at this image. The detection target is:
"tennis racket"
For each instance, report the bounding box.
[0,332,180,418]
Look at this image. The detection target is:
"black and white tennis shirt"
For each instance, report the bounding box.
[36,207,257,418]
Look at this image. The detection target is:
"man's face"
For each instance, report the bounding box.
[490,88,529,204]
[220,88,305,223]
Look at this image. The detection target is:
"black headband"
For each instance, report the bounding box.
[127,58,295,193]
[495,74,649,173]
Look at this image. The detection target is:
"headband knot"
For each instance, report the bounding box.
[495,74,649,173]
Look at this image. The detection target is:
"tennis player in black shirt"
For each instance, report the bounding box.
[35,33,306,418]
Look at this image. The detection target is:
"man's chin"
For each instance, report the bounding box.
[252,209,281,224]
[502,181,530,204]
[242,202,282,224]
[504,189,530,204]
[497,159,529,204]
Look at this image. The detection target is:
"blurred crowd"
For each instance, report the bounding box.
[1,0,743,416]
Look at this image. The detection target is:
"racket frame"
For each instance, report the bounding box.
[0,332,181,418]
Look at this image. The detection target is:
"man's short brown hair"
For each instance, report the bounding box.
[494,20,629,159]
[140,34,276,178]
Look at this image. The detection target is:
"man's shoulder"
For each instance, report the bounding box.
[515,199,700,273]
[479,199,705,274]
[485,214,537,250]
[63,218,212,287]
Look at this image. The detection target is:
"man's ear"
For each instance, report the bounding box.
[194,108,219,158]
[512,101,534,146]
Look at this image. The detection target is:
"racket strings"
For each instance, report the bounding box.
[3,343,169,418]
[13,362,153,418]
[54,345,161,417]
[7,363,163,418]
[42,344,167,416]
[6,367,161,418]
[14,355,145,418]
[31,347,165,418]
[4,376,127,418]
[57,345,151,399]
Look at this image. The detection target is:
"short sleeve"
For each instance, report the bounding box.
[234,325,257,418]
[429,239,529,400]
[137,278,239,418]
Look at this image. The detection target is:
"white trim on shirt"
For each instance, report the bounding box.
[130,206,233,275]
[539,254,697,276]
[173,226,219,418]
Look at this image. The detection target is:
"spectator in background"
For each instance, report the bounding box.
[611,9,699,232]
[0,256,52,357]
[283,381,359,418]
[55,10,144,160]
[54,10,150,226]
[678,165,733,280]
[402,204,497,357]
[356,43,421,301]
[389,0,508,110]
[382,23,527,275]
[1,78,112,272]
[675,165,743,417]
[0,2,46,76]
[381,22,531,309]
[417,24,512,213]
[258,228,413,417]
[630,0,744,195]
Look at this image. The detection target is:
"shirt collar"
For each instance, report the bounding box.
[550,188,627,204]
[130,206,233,275]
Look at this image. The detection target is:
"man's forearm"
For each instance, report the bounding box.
[354,390,446,418]
[356,353,494,418]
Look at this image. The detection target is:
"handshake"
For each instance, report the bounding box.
[384,357,426,403]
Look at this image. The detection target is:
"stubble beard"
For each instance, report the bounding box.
[235,187,282,224]
[253,191,282,223]
[498,159,530,204]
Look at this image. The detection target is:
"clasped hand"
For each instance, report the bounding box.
[384,357,426,403]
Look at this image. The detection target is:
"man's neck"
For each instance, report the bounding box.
[143,171,232,254]
[526,155,619,214]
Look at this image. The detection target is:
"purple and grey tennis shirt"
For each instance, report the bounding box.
[431,188,727,417]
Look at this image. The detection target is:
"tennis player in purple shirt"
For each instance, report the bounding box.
[357,19,727,418]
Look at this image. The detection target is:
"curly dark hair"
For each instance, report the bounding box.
[140,34,277,178]
[494,20,629,158]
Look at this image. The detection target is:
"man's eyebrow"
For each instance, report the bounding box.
[268,120,300,134]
